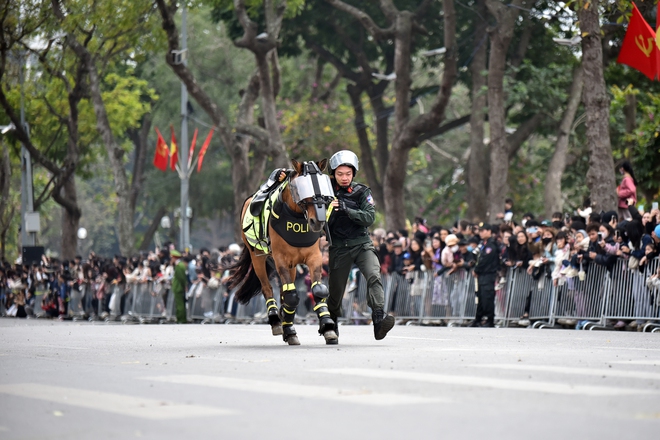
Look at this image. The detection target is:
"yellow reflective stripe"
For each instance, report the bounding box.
[271,209,280,219]
[311,281,321,287]
[266,298,276,304]
[282,322,293,326]
[282,307,296,315]
[283,283,296,291]
[318,311,330,317]
[326,204,334,221]
[267,304,279,311]
[313,303,326,311]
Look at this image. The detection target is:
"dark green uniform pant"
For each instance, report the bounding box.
[173,289,187,323]
[327,242,385,318]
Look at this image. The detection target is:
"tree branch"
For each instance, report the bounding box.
[155,0,232,148]
[507,113,543,159]
[325,0,395,40]
[305,38,360,83]
[416,114,471,143]
[399,0,457,147]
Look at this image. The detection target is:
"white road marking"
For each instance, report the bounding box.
[610,360,660,366]
[315,368,656,396]
[594,346,660,352]
[472,364,660,380]
[141,375,445,406]
[0,383,236,420]
[32,345,89,350]
[388,336,451,341]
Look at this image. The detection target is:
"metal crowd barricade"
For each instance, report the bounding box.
[188,285,226,323]
[500,267,555,328]
[549,262,610,329]
[383,271,428,321]
[226,279,274,324]
[32,286,48,318]
[603,257,660,331]
[232,294,267,323]
[342,269,371,324]
[67,283,87,320]
[418,269,476,325]
[129,282,159,323]
[106,283,127,321]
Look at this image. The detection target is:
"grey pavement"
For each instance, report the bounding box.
[1,317,659,440]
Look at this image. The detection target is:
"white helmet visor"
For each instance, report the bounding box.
[290,173,334,204]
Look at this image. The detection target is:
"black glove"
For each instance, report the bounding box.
[337,198,348,212]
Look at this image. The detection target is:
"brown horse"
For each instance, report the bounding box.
[226,159,337,345]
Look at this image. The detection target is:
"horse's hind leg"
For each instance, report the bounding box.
[278,267,300,346]
[252,257,282,336]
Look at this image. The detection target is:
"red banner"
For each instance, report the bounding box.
[153,128,169,171]
[617,4,660,80]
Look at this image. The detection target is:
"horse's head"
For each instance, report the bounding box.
[287,158,334,233]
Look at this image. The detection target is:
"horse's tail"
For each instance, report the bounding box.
[225,246,270,304]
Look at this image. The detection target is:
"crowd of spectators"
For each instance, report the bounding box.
[0,244,242,321]
[2,162,659,329]
[365,197,660,329]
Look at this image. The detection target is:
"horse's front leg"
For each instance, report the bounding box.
[251,255,282,336]
[275,263,300,346]
[307,251,338,345]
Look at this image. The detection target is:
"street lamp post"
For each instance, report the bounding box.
[179,8,190,252]
[18,50,39,248]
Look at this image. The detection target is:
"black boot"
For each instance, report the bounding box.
[325,315,339,345]
[372,309,395,340]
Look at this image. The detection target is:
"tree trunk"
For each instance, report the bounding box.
[254,51,289,168]
[544,65,583,218]
[578,0,617,212]
[129,112,152,218]
[138,205,167,251]
[368,86,390,187]
[231,73,262,241]
[84,51,135,256]
[486,0,523,223]
[466,0,488,222]
[0,139,11,262]
[347,83,384,209]
[59,178,81,260]
[384,11,415,231]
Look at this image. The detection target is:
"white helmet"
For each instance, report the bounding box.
[329,150,359,175]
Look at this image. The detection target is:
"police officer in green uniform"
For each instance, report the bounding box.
[170,250,188,323]
[326,150,395,343]
[471,224,499,327]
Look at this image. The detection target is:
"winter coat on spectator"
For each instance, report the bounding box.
[617,175,636,209]
[507,242,533,268]
[584,239,616,270]
[552,244,571,282]
[440,245,456,268]
[390,252,406,276]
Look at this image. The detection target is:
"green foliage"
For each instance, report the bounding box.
[279,98,359,159]
[610,84,660,202]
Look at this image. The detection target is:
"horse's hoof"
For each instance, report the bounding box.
[271,324,283,336]
[286,335,300,345]
[323,330,338,345]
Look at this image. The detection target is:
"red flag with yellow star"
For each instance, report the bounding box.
[169,125,179,171]
[153,128,169,171]
[617,4,660,80]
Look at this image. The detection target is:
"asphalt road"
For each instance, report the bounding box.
[1,318,659,440]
